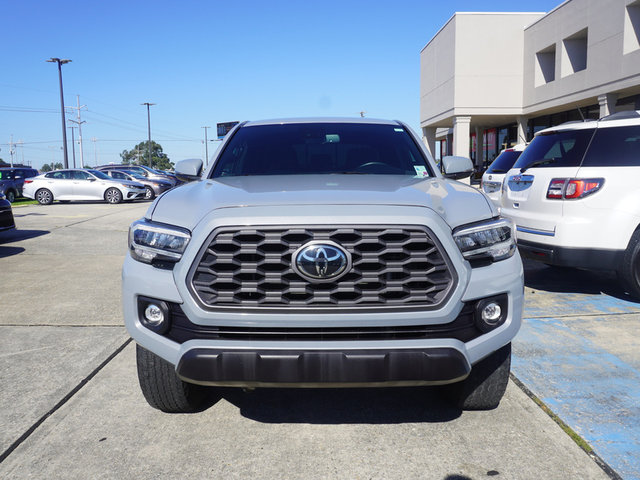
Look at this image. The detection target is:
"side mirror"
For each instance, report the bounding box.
[175,158,203,182]
[442,155,474,180]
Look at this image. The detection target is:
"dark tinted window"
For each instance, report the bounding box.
[110,171,127,180]
[0,170,14,180]
[582,125,640,167]
[72,170,91,180]
[46,171,71,179]
[513,129,595,170]
[211,123,431,177]
[486,150,523,173]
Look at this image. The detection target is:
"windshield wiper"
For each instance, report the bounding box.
[520,158,556,173]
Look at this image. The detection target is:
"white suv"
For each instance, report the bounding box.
[499,111,640,297]
[481,143,527,206]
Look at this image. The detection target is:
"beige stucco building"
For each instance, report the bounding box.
[420,0,640,168]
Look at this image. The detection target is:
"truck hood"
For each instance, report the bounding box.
[148,175,495,230]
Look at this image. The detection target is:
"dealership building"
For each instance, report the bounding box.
[420,0,640,167]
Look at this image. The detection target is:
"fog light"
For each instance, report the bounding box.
[144,304,164,326]
[137,297,170,334]
[481,302,501,324]
[474,294,508,333]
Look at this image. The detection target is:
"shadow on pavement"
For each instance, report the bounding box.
[0,246,25,258]
[221,386,461,424]
[0,229,49,245]
[522,259,638,303]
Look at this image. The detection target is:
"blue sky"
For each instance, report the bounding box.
[1,0,560,169]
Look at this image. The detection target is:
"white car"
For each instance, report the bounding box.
[23,168,146,205]
[499,111,640,297]
[481,144,527,206]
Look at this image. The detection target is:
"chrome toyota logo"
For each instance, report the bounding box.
[292,241,351,282]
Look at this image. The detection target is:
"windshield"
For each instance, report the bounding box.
[87,169,112,180]
[486,150,523,174]
[513,129,595,170]
[211,123,432,178]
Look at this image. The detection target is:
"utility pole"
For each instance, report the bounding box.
[202,126,210,166]
[9,135,15,167]
[69,126,77,168]
[67,95,87,167]
[141,102,155,167]
[91,137,98,165]
[46,58,71,169]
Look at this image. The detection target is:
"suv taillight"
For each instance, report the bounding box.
[546,178,604,200]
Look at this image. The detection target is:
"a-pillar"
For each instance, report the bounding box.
[421,127,437,160]
[452,116,471,157]
[598,93,618,118]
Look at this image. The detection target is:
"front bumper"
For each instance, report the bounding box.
[176,346,470,387]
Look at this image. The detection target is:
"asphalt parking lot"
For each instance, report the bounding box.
[0,202,637,479]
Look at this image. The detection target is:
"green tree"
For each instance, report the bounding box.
[120,141,173,171]
[40,162,63,172]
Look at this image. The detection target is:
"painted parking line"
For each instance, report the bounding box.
[513,315,640,479]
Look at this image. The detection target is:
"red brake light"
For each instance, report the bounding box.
[547,178,604,199]
[24,179,33,184]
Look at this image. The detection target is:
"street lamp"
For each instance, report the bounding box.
[141,102,155,166]
[46,58,71,169]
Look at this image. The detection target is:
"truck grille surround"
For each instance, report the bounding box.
[187,226,457,310]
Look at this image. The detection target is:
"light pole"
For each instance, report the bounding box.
[141,102,155,166]
[47,58,71,169]
[202,126,210,166]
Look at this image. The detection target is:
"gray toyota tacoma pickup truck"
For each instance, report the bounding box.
[123,118,523,413]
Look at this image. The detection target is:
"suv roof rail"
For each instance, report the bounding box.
[600,110,640,121]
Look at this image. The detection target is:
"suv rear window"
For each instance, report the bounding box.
[581,125,640,167]
[513,129,595,170]
[211,123,431,177]
[486,151,523,174]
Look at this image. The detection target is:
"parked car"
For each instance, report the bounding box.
[0,167,39,203]
[0,192,15,231]
[499,111,640,297]
[22,169,146,205]
[481,144,527,206]
[96,164,178,186]
[103,169,172,200]
[123,118,523,413]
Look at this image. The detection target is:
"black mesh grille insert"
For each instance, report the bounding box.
[188,226,455,309]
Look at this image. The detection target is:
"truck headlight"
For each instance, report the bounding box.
[453,218,515,264]
[129,219,191,267]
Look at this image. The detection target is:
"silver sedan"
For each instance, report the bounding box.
[23,169,146,205]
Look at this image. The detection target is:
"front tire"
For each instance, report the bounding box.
[445,343,511,410]
[144,186,155,200]
[136,344,207,413]
[104,187,123,204]
[618,229,640,299]
[35,189,53,205]
[6,190,16,203]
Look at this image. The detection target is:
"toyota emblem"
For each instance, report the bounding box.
[292,241,351,282]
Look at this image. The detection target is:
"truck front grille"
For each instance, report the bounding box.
[187,226,456,309]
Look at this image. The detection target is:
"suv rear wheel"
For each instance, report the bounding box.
[5,190,16,203]
[136,344,208,413]
[618,229,640,300]
[445,342,511,410]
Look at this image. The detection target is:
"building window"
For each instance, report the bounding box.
[624,0,640,54]
[535,44,556,86]
[561,28,588,77]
